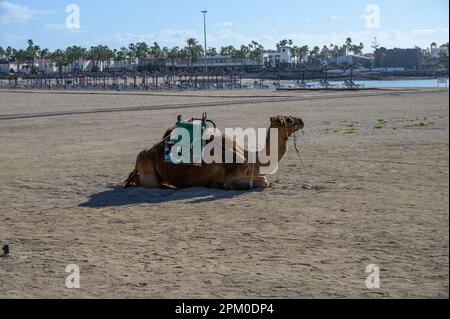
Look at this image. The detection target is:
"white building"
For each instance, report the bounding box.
[163,54,262,69]
[431,43,448,59]
[34,58,139,74]
[66,59,92,73]
[0,62,31,74]
[0,62,17,74]
[37,58,58,74]
[105,58,138,71]
[263,46,293,68]
[325,54,373,67]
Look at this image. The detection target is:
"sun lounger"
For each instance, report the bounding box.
[343,79,365,89]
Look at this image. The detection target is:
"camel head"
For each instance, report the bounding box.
[270,115,304,136]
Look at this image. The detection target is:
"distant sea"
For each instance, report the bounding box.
[329,79,449,88]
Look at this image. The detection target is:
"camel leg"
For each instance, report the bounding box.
[243,175,273,188]
[135,159,161,189]
[252,176,273,188]
[224,177,272,190]
[222,165,254,190]
[224,174,272,189]
[224,178,254,190]
[139,171,161,188]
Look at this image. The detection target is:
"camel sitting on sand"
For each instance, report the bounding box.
[125,115,304,190]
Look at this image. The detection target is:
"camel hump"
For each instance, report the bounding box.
[137,149,154,162]
[162,127,175,140]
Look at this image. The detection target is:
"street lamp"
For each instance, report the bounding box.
[201,10,208,74]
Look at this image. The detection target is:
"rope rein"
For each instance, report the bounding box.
[292,130,314,189]
[249,148,258,189]
[293,132,307,172]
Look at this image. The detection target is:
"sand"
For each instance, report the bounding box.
[0,88,448,298]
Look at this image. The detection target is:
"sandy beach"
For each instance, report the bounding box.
[0,88,448,298]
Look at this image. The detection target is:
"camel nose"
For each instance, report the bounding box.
[296,118,305,129]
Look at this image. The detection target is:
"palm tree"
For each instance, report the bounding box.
[248,41,264,64]
[26,39,41,74]
[438,48,449,69]
[88,46,101,71]
[290,46,298,66]
[150,42,162,58]
[296,45,309,67]
[318,45,331,62]
[128,43,137,60]
[276,39,292,51]
[235,45,250,66]
[0,46,5,63]
[37,48,50,72]
[13,49,28,74]
[344,37,353,55]
[178,48,188,67]
[39,48,50,59]
[167,47,180,70]
[88,45,114,72]
[51,49,68,74]
[185,38,203,67]
[371,37,380,52]
[66,46,87,72]
[220,45,237,57]
[206,47,218,57]
[134,42,149,68]
[115,47,128,69]
[331,44,346,57]
[163,47,169,60]
[119,47,129,60]
[5,46,13,62]
[150,42,164,65]
[309,46,320,58]
[104,46,115,70]
[350,42,365,55]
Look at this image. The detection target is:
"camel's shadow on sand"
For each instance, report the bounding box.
[80,186,256,208]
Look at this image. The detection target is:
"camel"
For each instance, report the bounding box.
[124,115,304,190]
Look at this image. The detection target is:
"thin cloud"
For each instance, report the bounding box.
[46,24,67,30]
[412,28,449,36]
[1,32,26,45]
[0,1,55,24]
[284,28,449,51]
[109,28,249,49]
[46,23,88,33]
[109,29,197,47]
[214,21,234,27]
[330,14,343,21]
[108,27,444,52]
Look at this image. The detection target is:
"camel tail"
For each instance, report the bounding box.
[124,168,138,188]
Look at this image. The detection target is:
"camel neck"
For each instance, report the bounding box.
[266,127,289,163]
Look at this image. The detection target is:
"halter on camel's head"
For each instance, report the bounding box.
[270,115,304,136]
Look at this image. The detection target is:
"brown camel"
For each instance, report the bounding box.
[124,115,304,190]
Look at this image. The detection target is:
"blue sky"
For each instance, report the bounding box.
[1,0,448,52]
